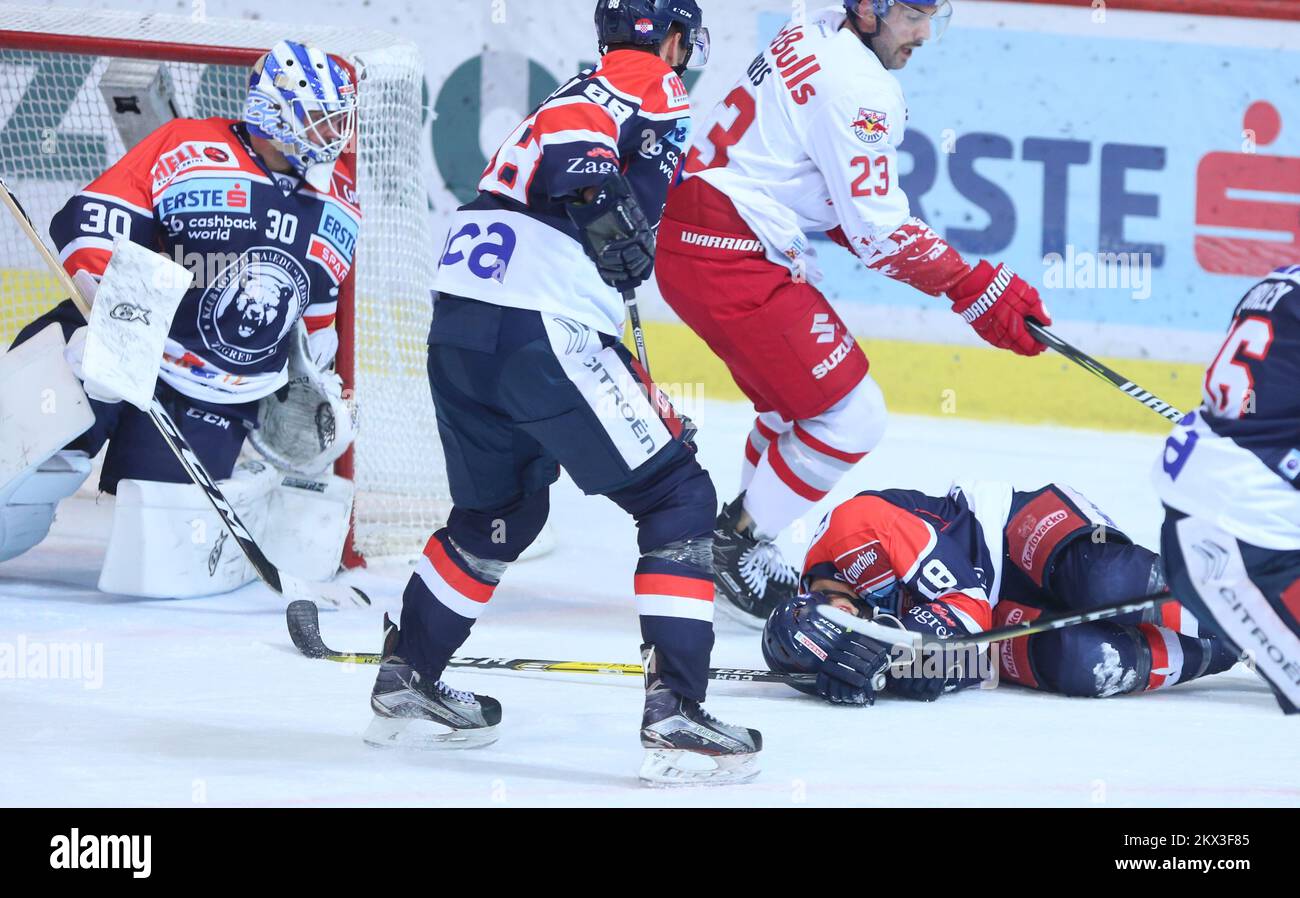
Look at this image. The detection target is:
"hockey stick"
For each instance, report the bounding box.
[1026,318,1185,423]
[820,591,1173,654]
[285,599,814,684]
[0,178,368,608]
[623,288,697,444]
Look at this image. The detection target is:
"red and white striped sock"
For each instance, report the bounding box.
[740,411,791,493]
[745,423,868,537]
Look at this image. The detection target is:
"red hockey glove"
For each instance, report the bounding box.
[946,261,1051,357]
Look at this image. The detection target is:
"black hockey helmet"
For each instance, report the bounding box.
[594,0,710,71]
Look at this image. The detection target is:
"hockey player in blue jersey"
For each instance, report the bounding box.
[760,480,1240,704]
[362,0,762,785]
[1156,265,1300,715]
[0,40,361,597]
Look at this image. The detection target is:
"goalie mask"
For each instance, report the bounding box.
[244,40,358,182]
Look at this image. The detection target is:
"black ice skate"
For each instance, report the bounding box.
[638,644,762,786]
[713,493,799,628]
[363,614,501,750]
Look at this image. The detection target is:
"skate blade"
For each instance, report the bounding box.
[638,749,760,787]
[713,590,768,630]
[362,715,498,751]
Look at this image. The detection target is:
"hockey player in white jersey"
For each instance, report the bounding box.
[656,1,1053,626]
[363,0,763,785]
[1156,266,1300,714]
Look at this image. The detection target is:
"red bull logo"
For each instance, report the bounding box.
[852,108,888,145]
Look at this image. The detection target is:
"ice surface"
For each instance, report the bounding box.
[2,401,1295,807]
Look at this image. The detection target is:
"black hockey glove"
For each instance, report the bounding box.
[763,595,893,706]
[818,624,893,705]
[885,601,984,702]
[566,173,656,292]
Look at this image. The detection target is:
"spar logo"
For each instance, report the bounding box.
[1195,101,1300,276]
[196,247,309,366]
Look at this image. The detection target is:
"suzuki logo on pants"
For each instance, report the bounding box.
[811,313,837,344]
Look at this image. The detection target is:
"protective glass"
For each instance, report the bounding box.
[893,0,953,41]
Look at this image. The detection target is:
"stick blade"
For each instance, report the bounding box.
[285,599,328,658]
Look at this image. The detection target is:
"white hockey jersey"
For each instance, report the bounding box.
[683,5,917,282]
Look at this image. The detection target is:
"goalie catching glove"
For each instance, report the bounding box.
[566,172,656,292]
[249,321,356,475]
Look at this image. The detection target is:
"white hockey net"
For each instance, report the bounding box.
[0,5,449,563]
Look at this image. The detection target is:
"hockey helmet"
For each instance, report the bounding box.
[843,0,953,42]
[594,0,710,72]
[244,40,358,178]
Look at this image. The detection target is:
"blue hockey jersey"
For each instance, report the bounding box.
[50,117,358,403]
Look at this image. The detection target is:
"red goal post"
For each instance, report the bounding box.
[0,5,449,567]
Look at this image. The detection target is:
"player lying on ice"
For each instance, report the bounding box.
[0,40,360,598]
[655,0,1055,627]
[362,0,763,786]
[761,480,1242,704]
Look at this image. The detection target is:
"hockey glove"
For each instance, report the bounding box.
[566,173,656,292]
[886,601,984,701]
[762,594,892,705]
[947,261,1051,357]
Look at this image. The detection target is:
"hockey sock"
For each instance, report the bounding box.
[635,552,715,702]
[397,529,499,681]
[744,424,867,537]
[740,412,791,493]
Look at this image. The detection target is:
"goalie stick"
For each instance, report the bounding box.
[0,178,368,608]
[285,599,813,684]
[1026,318,1185,423]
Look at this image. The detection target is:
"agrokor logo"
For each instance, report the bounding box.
[196,247,309,366]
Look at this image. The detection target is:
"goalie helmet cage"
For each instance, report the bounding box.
[0,4,450,566]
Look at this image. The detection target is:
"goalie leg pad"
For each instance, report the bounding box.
[0,321,95,488]
[259,472,355,581]
[0,451,93,563]
[98,461,277,598]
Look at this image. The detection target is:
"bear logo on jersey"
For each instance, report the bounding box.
[197,247,309,366]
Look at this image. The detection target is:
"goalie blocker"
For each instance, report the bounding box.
[3,299,357,598]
